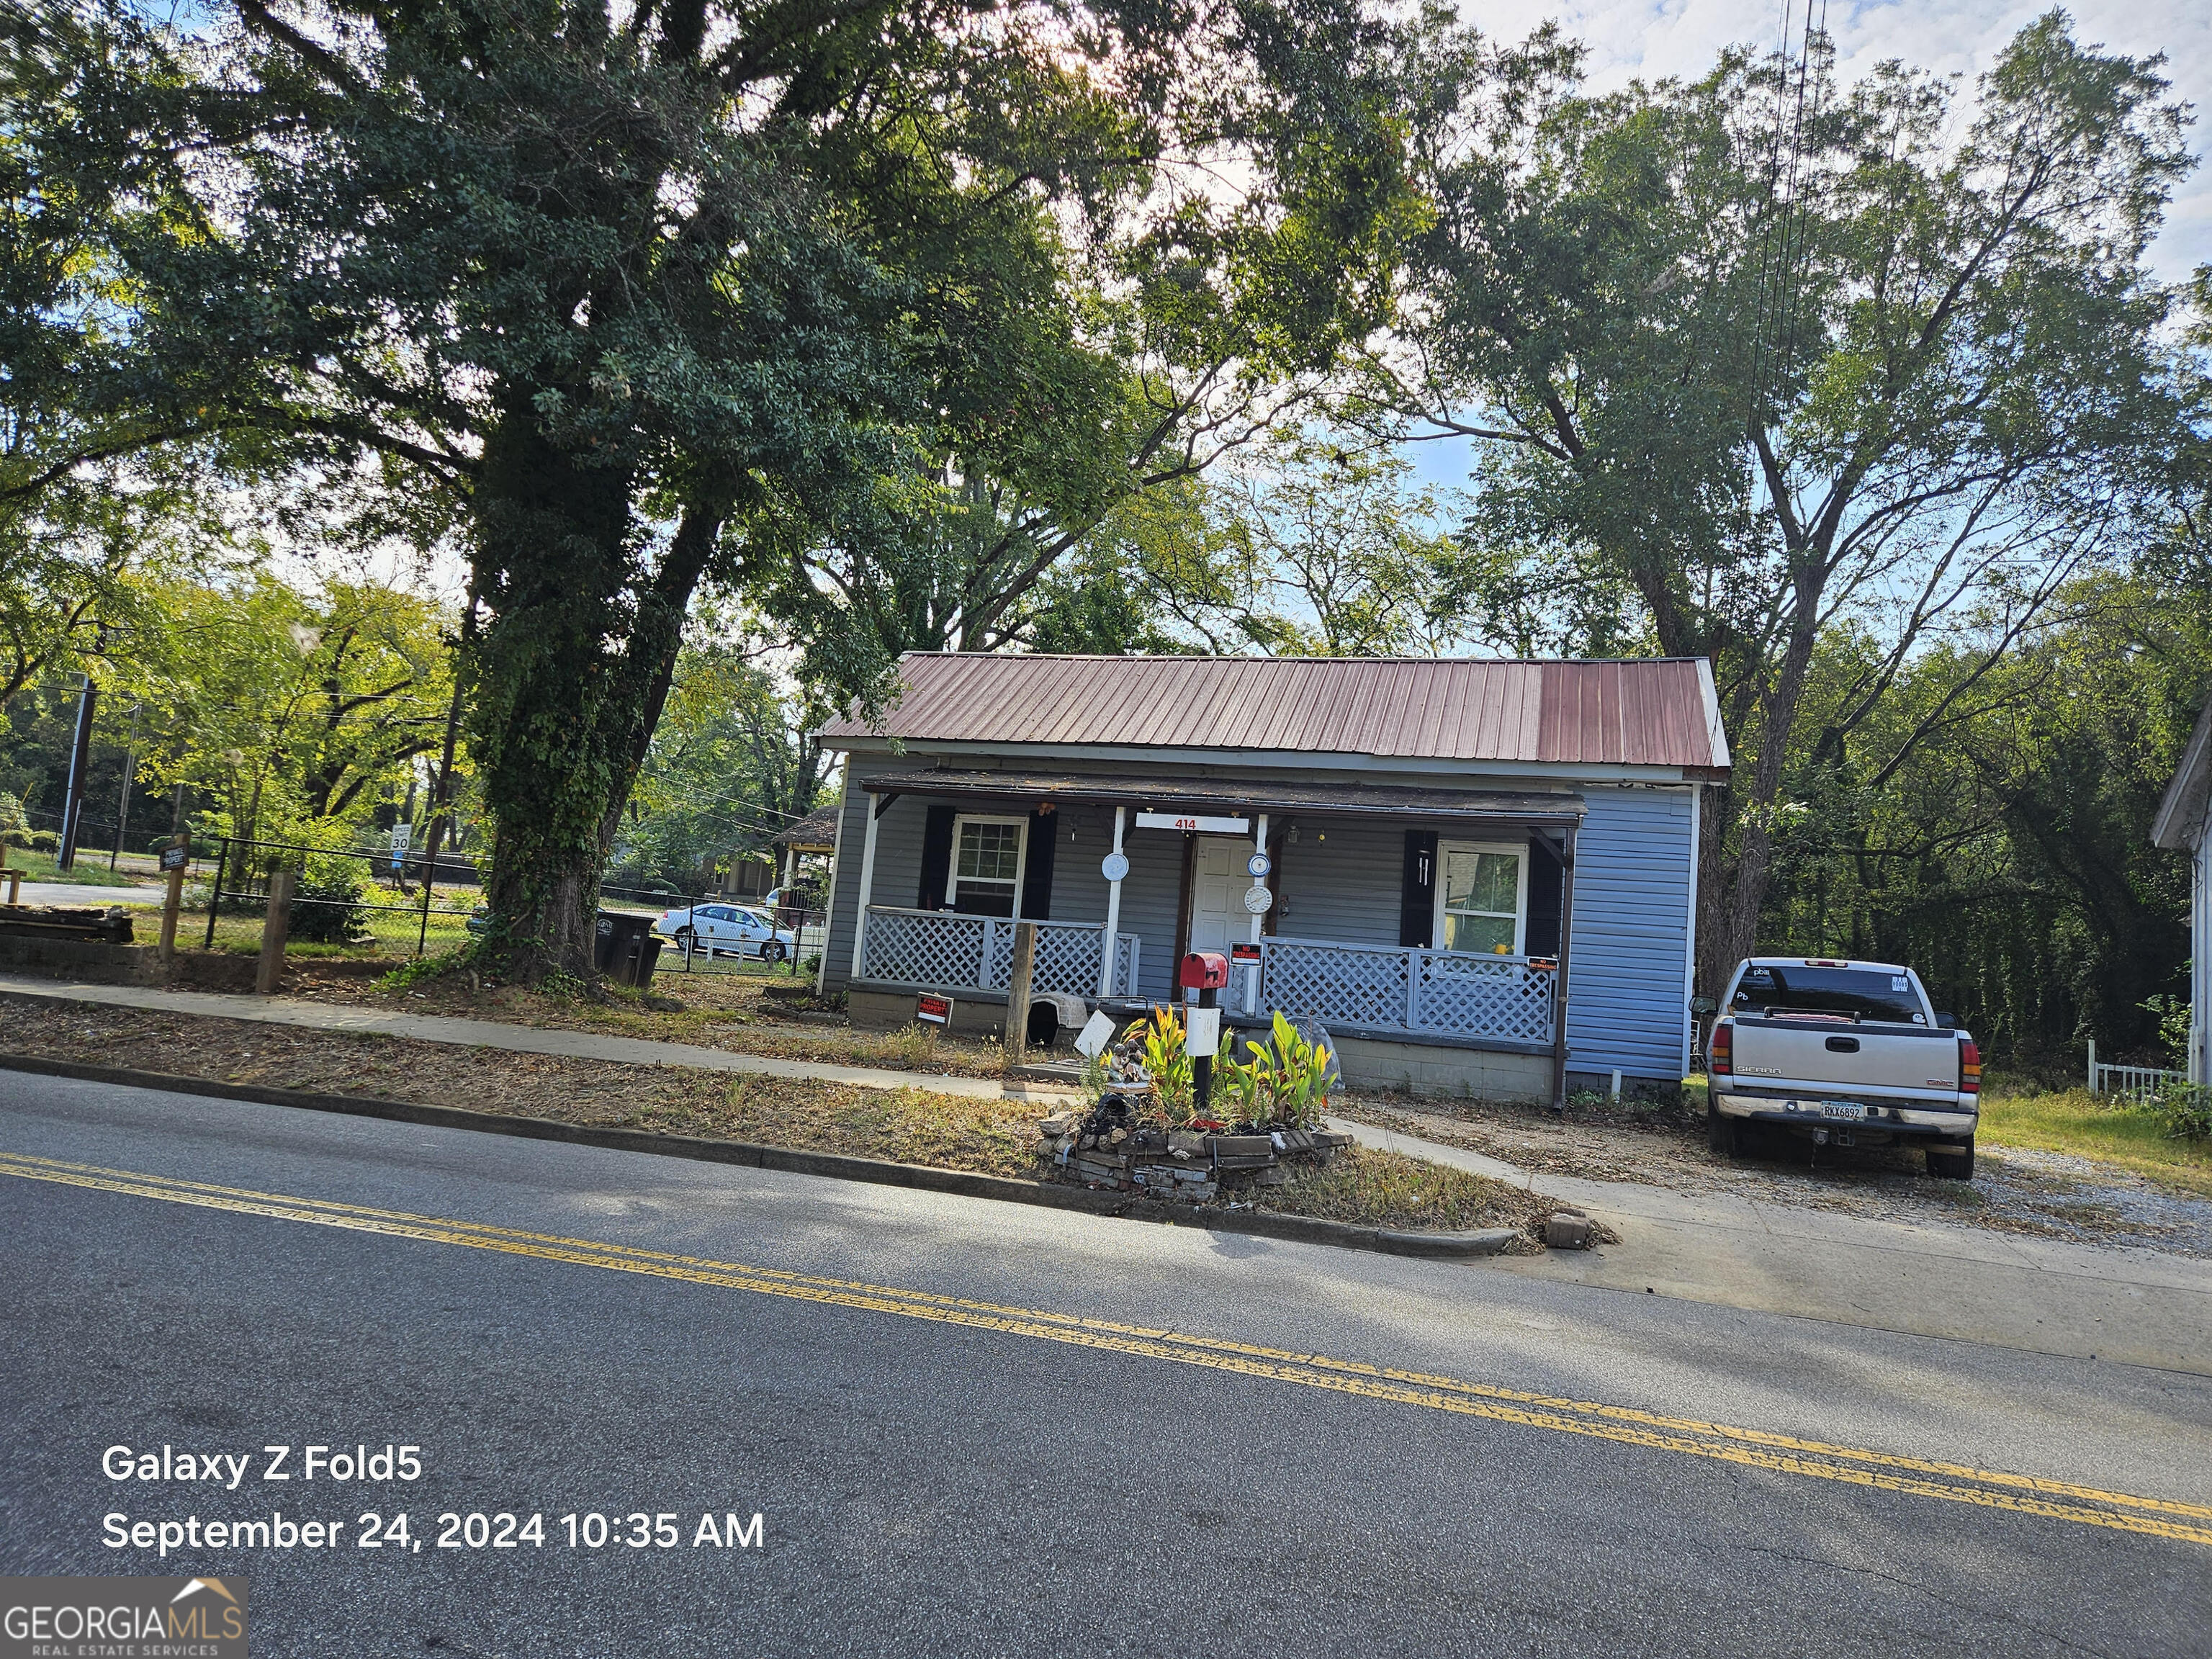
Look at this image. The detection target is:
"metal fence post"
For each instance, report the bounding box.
[203,837,228,950]
[417,851,433,956]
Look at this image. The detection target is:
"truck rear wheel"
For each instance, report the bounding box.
[1707,1105,1739,1157]
[1927,1140,1975,1180]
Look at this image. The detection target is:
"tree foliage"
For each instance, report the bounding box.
[12,0,1423,979]
[1371,11,2196,996]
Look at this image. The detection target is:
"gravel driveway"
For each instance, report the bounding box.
[1341,1092,2212,1257]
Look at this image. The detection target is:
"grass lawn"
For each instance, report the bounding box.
[1975,1083,2212,1198]
[1686,1072,2210,1197]
[1,848,155,889]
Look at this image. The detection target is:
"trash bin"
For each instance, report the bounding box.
[594,910,659,986]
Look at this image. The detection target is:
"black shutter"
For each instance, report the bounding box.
[1524,833,1565,958]
[1399,830,1438,947]
[1020,809,1056,920]
[917,805,956,909]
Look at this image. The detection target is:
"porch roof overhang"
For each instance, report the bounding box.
[856,768,1585,827]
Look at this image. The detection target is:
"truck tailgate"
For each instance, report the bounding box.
[1731,1020,1959,1099]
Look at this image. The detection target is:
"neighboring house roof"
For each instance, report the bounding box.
[817,653,1730,775]
[2152,697,2212,850]
[771,804,842,852]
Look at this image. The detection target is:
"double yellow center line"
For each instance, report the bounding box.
[5,1147,2208,1549]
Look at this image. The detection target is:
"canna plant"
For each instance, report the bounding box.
[1236,1012,1337,1128]
[1130,1007,1196,1125]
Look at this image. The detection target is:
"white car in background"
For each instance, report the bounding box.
[653,902,797,961]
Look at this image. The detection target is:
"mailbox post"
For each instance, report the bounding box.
[1178,950,1228,1116]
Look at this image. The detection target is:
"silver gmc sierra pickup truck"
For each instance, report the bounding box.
[1707,957,1982,1179]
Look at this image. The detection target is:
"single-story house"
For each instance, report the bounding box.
[2152,695,2211,1084]
[812,653,1730,1102]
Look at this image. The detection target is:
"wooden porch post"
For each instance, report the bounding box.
[1098,805,1125,997]
[1550,823,1578,1110]
[1007,920,1038,1062]
[849,790,885,981]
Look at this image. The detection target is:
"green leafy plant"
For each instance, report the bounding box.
[2154,1082,2212,1143]
[375,944,475,991]
[1215,1047,1264,1121]
[1235,1012,1336,1128]
[1079,1048,1111,1105]
[1130,1007,1194,1125]
[2140,987,2194,1070]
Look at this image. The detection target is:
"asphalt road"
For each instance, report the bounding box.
[3,1071,2208,1658]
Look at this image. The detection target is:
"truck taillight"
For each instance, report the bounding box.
[1959,1035,1981,1094]
[1709,1024,1732,1077]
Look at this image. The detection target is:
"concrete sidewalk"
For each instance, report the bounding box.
[5,973,2205,1370]
[1335,1113,2212,1374]
[0,974,1079,1105]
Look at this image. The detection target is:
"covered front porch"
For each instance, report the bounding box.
[838,768,1583,1066]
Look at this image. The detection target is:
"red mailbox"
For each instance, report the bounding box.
[1178,950,1229,990]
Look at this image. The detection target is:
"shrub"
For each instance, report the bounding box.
[1,827,59,853]
[2153,1082,2212,1143]
[288,873,371,944]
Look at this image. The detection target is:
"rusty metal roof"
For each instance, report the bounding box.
[819,654,1729,774]
[858,770,1585,824]
[770,805,842,851]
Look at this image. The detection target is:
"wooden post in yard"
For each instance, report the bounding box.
[256,868,296,994]
[1006,920,1038,1067]
[158,863,186,966]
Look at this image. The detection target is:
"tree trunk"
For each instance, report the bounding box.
[467,400,729,984]
[467,401,640,982]
[1695,567,1826,994]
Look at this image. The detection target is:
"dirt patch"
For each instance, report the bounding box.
[0,1000,1550,1244]
[1340,1092,2212,1256]
[279,963,1017,1079]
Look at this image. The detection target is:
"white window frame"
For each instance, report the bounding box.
[948,813,1029,917]
[1433,839,1529,957]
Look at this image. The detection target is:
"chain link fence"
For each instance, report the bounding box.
[180,839,824,984]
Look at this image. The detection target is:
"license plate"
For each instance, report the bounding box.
[1819,1101,1866,1120]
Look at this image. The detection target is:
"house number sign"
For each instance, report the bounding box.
[1134,811,1250,835]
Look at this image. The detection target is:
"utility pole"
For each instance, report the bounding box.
[58,673,98,871]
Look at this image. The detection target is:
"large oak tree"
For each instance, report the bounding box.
[11,0,1415,977]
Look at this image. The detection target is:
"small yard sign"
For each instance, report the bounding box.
[1135,811,1249,835]
[915,992,953,1026]
[1230,942,1261,963]
[1074,1010,1116,1057]
[158,841,191,873]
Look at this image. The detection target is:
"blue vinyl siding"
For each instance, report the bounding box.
[1564,786,1694,1080]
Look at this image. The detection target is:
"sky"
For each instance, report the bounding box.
[1403,0,2211,492]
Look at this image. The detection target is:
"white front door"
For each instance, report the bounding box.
[1190,837,1244,956]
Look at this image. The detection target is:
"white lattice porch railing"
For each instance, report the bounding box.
[1259,937,1556,1046]
[860,907,1138,997]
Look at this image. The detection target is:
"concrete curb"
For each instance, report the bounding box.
[0,1051,1534,1264]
